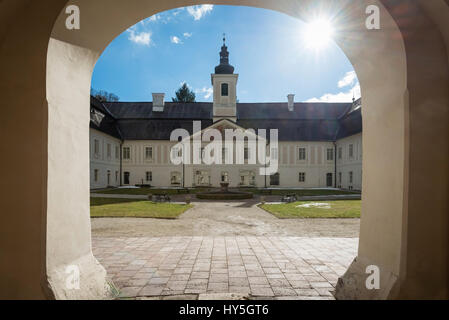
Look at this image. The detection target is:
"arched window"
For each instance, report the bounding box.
[221,83,229,97]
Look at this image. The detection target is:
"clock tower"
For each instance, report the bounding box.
[212,35,239,122]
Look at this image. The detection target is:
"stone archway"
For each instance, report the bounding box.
[0,0,448,299]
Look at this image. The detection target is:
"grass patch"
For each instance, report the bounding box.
[92,188,208,196]
[90,198,193,219]
[245,189,360,196]
[260,200,361,219]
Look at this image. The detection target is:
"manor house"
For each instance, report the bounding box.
[90,40,363,190]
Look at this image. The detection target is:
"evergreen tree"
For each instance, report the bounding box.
[172,83,196,103]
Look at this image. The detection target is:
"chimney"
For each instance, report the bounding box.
[152,93,165,112]
[287,94,295,111]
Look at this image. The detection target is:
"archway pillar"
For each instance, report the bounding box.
[46,38,110,299]
[336,0,449,299]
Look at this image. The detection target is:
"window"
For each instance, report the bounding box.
[244,148,249,161]
[298,148,306,161]
[123,147,131,160]
[299,172,306,182]
[327,148,334,161]
[349,171,354,184]
[146,171,153,182]
[171,172,181,185]
[339,172,342,185]
[115,146,119,159]
[221,172,229,183]
[270,173,280,186]
[94,139,100,155]
[221,83,229,97]
[115,171,118,182]
[145,147,153,160]
[327,173,333,187]
[107,144,111,158]
[338,147,342,160]
[349,144,354,158]
[94,169,99,182]
[107,170,111,185]
[124,172,130,185]
[195,170,210,186]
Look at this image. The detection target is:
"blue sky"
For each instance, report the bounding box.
[91,5,360,103]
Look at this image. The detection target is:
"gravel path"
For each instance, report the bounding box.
[91,200,360,238]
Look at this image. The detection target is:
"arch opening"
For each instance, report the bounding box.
[0,0,448,300]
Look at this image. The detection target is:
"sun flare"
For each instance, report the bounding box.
[304,19,335,50]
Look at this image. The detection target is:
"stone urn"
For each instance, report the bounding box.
[220,182,230,193]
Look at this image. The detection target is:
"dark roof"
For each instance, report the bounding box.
[90,97,122,140]
[237,103,351,120]
[91,97,362,141]
[104,102,212,120]
[237,119,340,142]
[117,119,213,141]
[336,106,362,140]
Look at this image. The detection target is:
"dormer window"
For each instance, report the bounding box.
[221,83,229,97]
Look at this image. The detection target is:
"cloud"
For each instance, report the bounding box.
[195,87,213,100]
[183,32,192,38]
[338,71,358,88]
[128,30,152,46]
[148,14,160,22]
[306,83,361,103]
[171,36,182,44]
[187,5,214,20]
[306,71,361,102]
[173,8,185,16]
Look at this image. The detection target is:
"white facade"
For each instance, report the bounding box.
[89,41,363,191]
[90,134,362,190]
[90,129,121,189]
[336,133,363,190]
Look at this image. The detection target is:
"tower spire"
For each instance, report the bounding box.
[215,34,234,74]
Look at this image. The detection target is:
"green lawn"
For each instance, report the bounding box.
[90,198,193,219]
[260,200,361,219]
[245,189,360,196]
[92,188,208,196]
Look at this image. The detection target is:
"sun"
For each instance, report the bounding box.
[303,19,335,50]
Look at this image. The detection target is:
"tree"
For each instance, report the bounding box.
[91,88,120,102]
[172,83,196,103]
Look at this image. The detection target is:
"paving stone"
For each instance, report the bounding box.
[139,285,165,297]
[248,277,269,285]
[229,277,249,286]
[191,271,210,279]
[207,282,229,292]
[250,287,275,297]
[199,293,249,300]
[295,289,320,296]
[93,236,358,300]
[209,274,229,283]
[149,277,169,285]
[119,287,142,298]
[272,287,297,296]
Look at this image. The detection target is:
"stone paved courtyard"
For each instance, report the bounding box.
[92,236,358,300]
